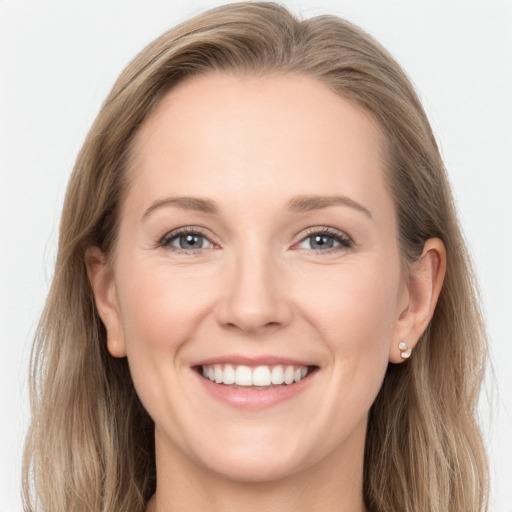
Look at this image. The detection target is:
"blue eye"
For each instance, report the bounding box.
[160,229,213,251]
[296,229,352,252]
[159,227,351,254]
[172,233,208,250]
[308,234,337,250]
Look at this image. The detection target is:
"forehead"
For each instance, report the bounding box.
[126,73,392,220]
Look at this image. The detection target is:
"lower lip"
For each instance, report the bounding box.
[194,371,316,410]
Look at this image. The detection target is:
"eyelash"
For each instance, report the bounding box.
[159,226,214,254]
[297,227,353,253]
[158,226,353,254]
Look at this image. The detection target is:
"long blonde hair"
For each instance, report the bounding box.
[23,3,488,511]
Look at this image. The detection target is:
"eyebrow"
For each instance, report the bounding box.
[287,195,373,219]
[142,194,372,219]
[143,196,219,219]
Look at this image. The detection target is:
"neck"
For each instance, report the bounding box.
[147,427,366,512]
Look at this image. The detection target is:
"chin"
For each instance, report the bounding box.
[179,424,313,483]
[201,450,306,483]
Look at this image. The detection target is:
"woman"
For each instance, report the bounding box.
[22,2,489,511]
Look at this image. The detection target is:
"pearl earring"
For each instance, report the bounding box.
[399,341,412,359]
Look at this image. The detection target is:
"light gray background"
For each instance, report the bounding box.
[1,1,511,510]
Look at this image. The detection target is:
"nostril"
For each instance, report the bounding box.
[214,277,293,333]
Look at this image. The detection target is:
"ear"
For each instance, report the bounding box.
[389,238,446,363]
[85,246,126,358]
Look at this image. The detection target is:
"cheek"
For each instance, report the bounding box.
[117,261,212,353]
[113,260,216,408]
[293,260,400,415]
[117,254,400,363]
[297,262,399,349]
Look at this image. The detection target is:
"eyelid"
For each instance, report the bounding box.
[158,225,218,251]
[157,225,353,253]
[292,226,353,251]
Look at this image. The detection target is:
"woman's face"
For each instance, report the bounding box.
[100,73,410,481]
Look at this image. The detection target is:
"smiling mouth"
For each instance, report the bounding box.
[196,364,318,389]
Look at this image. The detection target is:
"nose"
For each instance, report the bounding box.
[215,247,293,335]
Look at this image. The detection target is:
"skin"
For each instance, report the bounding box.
[87,73,446,512]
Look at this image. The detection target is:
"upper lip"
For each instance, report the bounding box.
[192,355,318,367]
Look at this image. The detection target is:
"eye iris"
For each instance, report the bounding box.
[179,234,203,249]
[311,234,334,249]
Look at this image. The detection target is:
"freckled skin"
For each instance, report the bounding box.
[90,74,438,512]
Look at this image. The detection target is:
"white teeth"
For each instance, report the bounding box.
[223,364,235,385]
[235,365,253,386]
[252,366,271,386]
[214,364,223,384]
[271,365,284,385]
[284,366,294,385]
[202,363,310,387]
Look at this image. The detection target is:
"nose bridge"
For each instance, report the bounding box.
[216,238,291,333]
